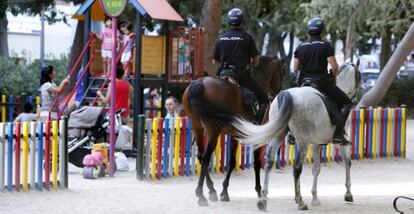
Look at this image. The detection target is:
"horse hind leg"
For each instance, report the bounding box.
[257,138,281,211]
[339,145,353,202]
[220,138,238,202]
[201,129,220,203]
[194,127,209,206]
[293,142,309,210]
[311,145,322,206]
[253,146,262,198]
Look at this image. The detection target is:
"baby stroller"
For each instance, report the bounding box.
[67,106,131,168]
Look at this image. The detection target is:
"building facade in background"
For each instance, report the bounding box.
[7,1,78,61]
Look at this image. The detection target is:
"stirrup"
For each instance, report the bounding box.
[287,133,296,145]
[332,133,350,145]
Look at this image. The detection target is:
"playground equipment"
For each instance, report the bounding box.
[0,118,68,192]
[168,27,205,84]
[393,196,414,214]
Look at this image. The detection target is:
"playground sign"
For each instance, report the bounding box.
[99,0,127,17]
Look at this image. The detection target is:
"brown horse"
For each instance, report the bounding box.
[182,56,285,206]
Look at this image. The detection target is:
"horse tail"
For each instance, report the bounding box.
[233,90,293,145]
[187,79,237,130]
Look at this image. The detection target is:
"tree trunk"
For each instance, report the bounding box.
[266,32,281,56]
[277,32,287,58]
[344,5,359,62]
[285,31,295,73]
[0,15,8,57]
[358,22,414,108]
[200,0,224,76]
[68,20,84,79]
[380,27,391,70]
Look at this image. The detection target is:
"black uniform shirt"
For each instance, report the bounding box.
[294,37,334,79]
[213,28,259,67]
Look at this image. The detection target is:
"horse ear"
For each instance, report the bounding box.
[355,58,360,69]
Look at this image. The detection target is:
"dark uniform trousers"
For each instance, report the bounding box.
[236,69,269,105]
[316,77,352,109]
[299,72,352,109]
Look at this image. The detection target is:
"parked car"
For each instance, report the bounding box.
[360,68,380,93]
[358,54,380,71]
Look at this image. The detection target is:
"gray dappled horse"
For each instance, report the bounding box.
[234,63,360,211]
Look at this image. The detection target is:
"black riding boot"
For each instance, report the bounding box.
[332,105,352,145]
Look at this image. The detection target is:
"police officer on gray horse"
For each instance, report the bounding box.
[213,8,269,119]
[293,17,352,144]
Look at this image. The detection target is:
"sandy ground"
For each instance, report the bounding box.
[1,121,414,214]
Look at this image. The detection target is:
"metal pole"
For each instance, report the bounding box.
[40,3,45,69]
[136,115,145,180]
[82,10,91,100]
[133,13,143,180]
[161,21,169,117]
[134,13,143,115]
[109,17,117,177]
[83,10,91,67]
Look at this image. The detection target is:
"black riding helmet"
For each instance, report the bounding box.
[307,17,325,35]
[227,8,243,26]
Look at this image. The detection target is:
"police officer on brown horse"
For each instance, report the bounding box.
[213,8,269,120]
[293,17,352,144]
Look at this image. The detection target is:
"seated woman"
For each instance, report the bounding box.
[39,65,70,121]
[97,66,133,124]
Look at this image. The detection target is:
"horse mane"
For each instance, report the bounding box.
[256,56,276,71]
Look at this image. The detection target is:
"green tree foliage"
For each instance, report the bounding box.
[0,56,68,96]
[380,76,414,116]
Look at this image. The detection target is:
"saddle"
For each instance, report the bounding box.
[219,71,260,121]
[300,78,341,126]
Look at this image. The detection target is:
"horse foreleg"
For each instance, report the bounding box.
[311,145,321,206]
[339,145,353,202]
[257,139,279,211]
[253,147,262,198]
[293,143,309,210]
[220,138,238,201]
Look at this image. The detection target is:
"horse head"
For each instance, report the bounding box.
[337,63,361,103]
[253,56,286,98]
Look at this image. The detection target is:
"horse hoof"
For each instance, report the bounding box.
[298,204,308,210]
[198,198,209,207]
[257,199,267,211]
[209,192,218,202]
[220,193,230,202]
[195,188,203,197]
[311,200,321,206]
[345,194,354,202]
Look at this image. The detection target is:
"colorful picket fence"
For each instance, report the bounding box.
[138,105,407,180]
[351,106,407,160]
[138,117,346,181]
[0,95,41,122]
[0,118,68,192]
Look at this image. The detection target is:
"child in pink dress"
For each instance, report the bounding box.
[97,17,119,77]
